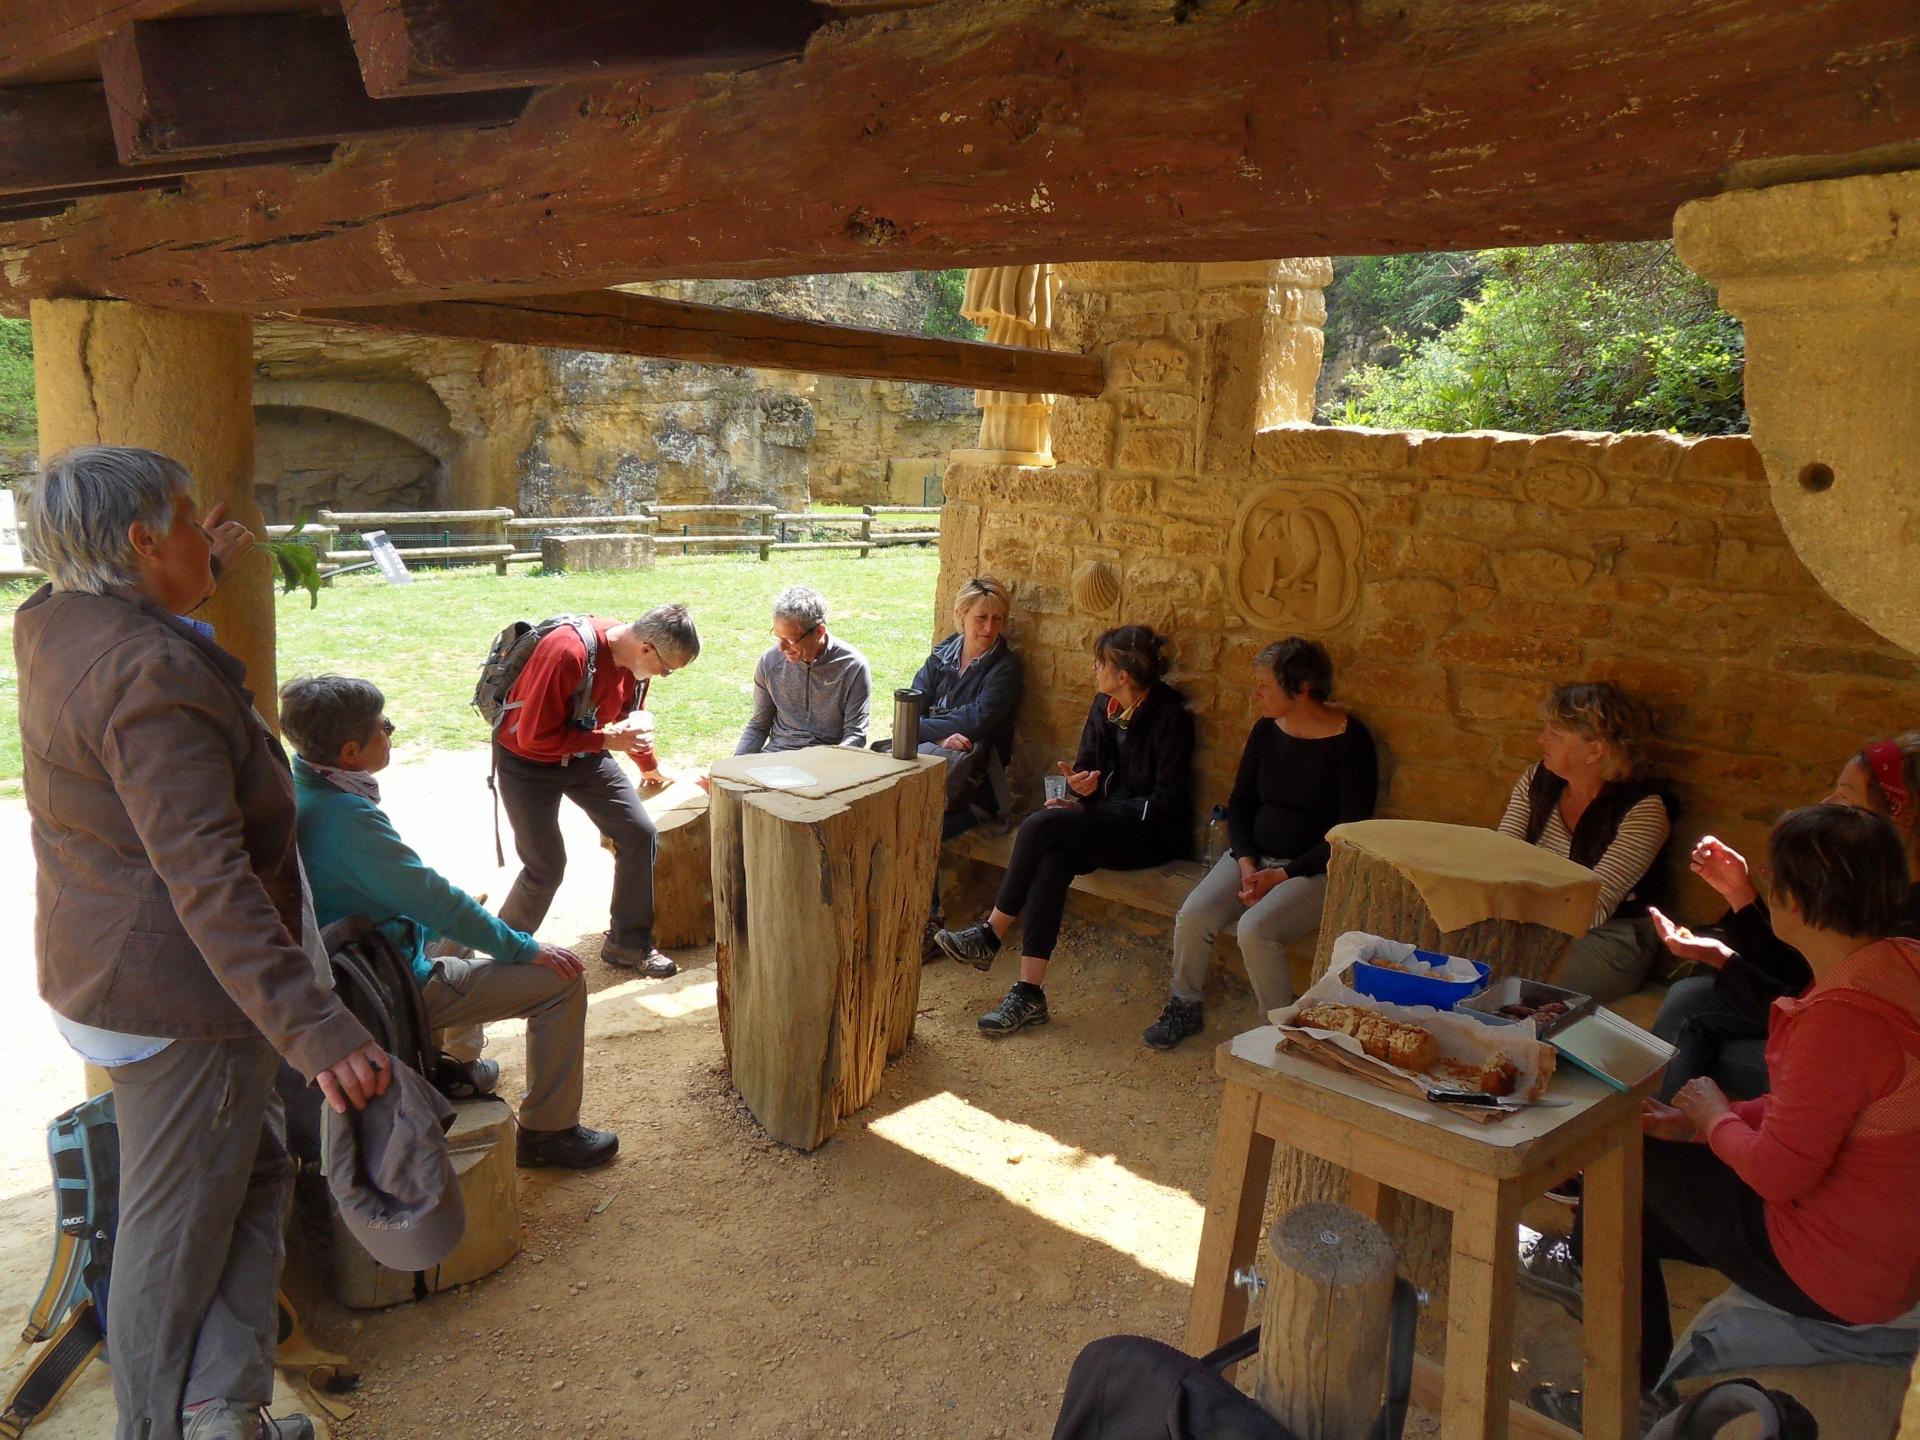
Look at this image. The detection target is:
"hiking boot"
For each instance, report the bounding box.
[1142,997,1205,1051]
[441,1057,499,1100]
[978,985,1049,1035]
[935,922,1001,972]
[516,1123,620,1170]
[921,918,944,964]
[1517,1226,1584,1319]
[183,1401,315,1440]
[602,940,677,978]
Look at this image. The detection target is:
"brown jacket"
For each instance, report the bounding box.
[14,583,371,1080]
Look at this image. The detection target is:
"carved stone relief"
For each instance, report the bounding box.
[1522,460,1604,506]
[1069,559,1122,617]
[1226,483,1364,634]
[955,264,1062,467]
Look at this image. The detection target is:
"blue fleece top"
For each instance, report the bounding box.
[292,755,537,982]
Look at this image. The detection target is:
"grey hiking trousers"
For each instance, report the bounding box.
[107,1035,288,1440]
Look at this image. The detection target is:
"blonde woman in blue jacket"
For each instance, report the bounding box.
[281,674,617,1170]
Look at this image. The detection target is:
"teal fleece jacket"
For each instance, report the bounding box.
[292,756,536,982]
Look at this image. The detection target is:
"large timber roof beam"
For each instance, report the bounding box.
[293,290,1106,395]
[0,1,187,83]
[99,13,529,163]
[344,0,829,97]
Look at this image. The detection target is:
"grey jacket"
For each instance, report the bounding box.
[735,633,872,754]
[13,584,372,1080]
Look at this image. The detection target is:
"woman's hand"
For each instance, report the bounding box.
[1238,866,1289,907]
[534,944,585,980]
[1641,1098,1697,1142]
[315,1040,393,1115]
[1648,905,1735,970]
[1058,761,1100,797]
[940,734,974,753]
[1691,835,1759,911]
[1671,1077,1733,1136]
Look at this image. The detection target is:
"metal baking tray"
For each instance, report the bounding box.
[1456,976,1595,1040]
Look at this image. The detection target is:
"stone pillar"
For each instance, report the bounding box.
[1675,168,1920,657]
[29,301,274,711]
[955,264,1061,467]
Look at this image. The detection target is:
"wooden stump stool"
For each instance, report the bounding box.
[1274,819,1599,1349]
[709,747,945,1150]
[1258,1204,1398,1440]
[645,778,712,949]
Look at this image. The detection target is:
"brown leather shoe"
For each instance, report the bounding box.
[601,940,677,978]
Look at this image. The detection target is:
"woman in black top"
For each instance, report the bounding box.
[1650,732,1920,1098]
[935,625,1194,1036]
[1144,638,1376,1050]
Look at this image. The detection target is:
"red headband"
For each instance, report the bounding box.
[1864,740,1910,821]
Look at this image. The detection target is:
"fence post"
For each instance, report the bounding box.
[491,509,509,575]
[860,505,874,560]
[759,509,772,563]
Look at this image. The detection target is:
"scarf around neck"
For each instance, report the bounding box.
[311,760,381,804]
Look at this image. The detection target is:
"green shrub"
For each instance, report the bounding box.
[0,317,33,445]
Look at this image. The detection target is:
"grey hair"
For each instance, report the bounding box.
[25,446,193,594]
[279,675,386,765]
[634,602,701,665]
[772,584,827,633]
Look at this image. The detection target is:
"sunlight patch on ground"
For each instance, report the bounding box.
[590,976,720,1019]
[869,1091,1204,1281]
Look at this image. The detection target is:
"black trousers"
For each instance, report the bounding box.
[1573,1139,1841,1388]
[1653,974,1772,1101]
[995,807,1182,962]
[493,745,657,951]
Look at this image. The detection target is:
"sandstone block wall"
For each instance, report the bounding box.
[936,262,1920,923]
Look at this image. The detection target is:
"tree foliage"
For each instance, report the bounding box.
[0,317,32,445]
[923,269,984,341]
[1339,242,1745,436]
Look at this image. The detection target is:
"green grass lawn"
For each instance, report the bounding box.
[0,548,941,789]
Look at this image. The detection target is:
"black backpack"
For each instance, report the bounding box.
[319,916,464,1100]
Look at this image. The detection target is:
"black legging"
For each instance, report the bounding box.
[1573,1139,1841,1389]
[994,807,1182,962]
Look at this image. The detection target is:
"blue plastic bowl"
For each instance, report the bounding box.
[1348,949,1491,1010]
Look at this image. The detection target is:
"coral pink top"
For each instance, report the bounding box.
[1708,937,1920,1324]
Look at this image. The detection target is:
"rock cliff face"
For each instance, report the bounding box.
[249,272,978,522]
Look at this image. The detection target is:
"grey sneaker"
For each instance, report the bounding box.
[935,922,1001,972]
[1143,997,1205,1050]
[1525,1384,1674,1435]
[978,985,1048,1035]
[1517,1226,1584,1318]
[183,1401,315,1440]
[440,1057,499,1099]
[602,940,677,978]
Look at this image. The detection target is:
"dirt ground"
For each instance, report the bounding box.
[1,748,1901,1438]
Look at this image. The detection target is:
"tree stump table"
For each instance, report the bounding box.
[1276,819,1601,1354]
[708,746,945,1150]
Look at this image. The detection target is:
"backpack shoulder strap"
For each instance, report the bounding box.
[566,617,603,728]
[0,1301,104,1439]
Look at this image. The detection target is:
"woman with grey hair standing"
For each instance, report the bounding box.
[15,446,382,1440]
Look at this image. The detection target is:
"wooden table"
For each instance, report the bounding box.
[1186,1027,1654,1440]
[708,746,945,1150]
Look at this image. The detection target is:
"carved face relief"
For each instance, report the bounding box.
[1226,484,1364,634]
[1522,460,1604,507]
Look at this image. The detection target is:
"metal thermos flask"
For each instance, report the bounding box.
[891,689,924,760]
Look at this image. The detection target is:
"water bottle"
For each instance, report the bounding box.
[1205,805,1230,866]
[891,689,925,760]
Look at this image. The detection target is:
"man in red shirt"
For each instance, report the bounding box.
[494,604,700,976]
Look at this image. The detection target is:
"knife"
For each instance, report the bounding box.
[1425,1089,1570,1110]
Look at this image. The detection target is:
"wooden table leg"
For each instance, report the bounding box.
[1347,1171,1399,1229]
[1185,1079,1275,1354]
[1580,1111,1644,1440]
[1442,1176,1520,1440]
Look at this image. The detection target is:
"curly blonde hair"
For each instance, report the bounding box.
[1540,681,1653,782]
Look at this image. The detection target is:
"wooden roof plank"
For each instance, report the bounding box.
[293,290,1106,395]
[99,12,530,163]
[0,80,337,199]
[0,0,188,84]
[343,0,826,98]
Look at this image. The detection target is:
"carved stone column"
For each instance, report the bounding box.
[30,300,274,712]
[1676,169,1920,656]
[955,264,1061,467]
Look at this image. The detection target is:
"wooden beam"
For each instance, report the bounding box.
[98,13,529,163]
[0,1,187,84]
[0,81,335,200]
[343,0,827,98]
[293,291,1107,395]
[2,0,1918,310]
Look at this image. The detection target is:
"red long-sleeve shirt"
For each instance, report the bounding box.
[496,619,648,765]
[1707,937,1920,1324]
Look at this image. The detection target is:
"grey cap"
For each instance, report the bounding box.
[323,1054,466,1272]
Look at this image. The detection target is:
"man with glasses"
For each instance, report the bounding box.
[493,604,701,979]
[734,584,872,755]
